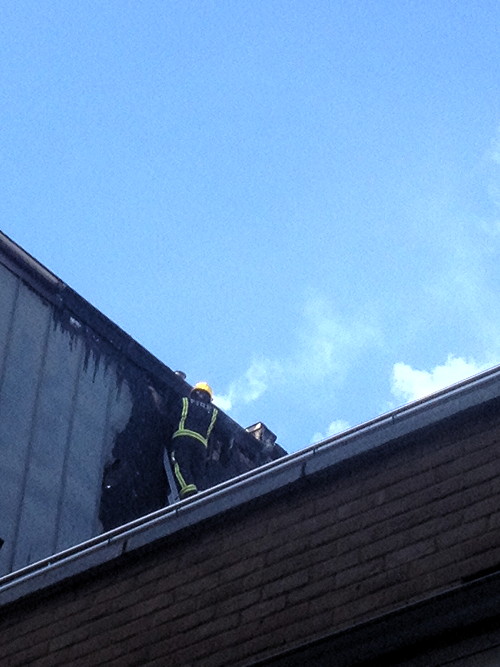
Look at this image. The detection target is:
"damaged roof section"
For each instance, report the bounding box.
[0,231,285,579]
[1,359,500,609]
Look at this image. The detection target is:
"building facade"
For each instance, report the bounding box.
[1,361,500,664]
[0,232,283,579]
[1,232,500,665]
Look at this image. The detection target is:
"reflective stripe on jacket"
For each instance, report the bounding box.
[172,397,219,447]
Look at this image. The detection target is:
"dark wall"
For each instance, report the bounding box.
[0,254,180,575]
[0,234,284,577]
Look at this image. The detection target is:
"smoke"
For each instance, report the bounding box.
[294,295,379,382]
[213,295,379,414]
[213,356,283,412]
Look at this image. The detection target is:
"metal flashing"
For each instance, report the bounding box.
[0,232,61,294]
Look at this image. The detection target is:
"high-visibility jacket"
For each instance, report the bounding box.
[171,397,219,448]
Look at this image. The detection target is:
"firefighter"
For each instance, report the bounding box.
[170,382,231,499]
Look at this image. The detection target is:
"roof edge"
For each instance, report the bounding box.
[1,362,500,608]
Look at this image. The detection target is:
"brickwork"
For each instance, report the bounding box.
[1,408,500,665]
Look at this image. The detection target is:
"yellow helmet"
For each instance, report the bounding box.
[191,382,213,400]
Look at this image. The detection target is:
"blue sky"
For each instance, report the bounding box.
[2,1,500,452]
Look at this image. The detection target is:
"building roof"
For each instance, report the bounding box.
[2,359,500,609]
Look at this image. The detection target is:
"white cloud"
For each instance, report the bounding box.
[391,354,492,404]
[310,419,351,445]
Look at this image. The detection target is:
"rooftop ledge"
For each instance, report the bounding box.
[1,363,500,608]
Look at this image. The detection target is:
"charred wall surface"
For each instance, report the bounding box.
[0,233,282,578]
[0,246,181,577]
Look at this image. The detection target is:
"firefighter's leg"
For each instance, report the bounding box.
[173,460,198,498]
[171,436,203,499]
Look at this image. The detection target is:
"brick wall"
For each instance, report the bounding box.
[1,406,500,666]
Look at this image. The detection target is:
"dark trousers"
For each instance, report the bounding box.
[171,435,207,498]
